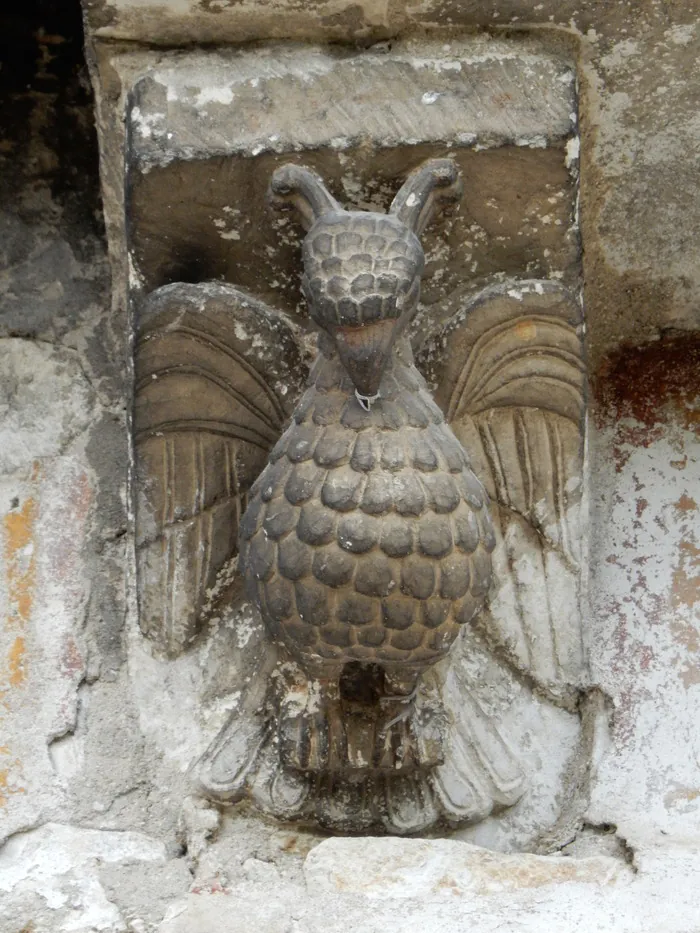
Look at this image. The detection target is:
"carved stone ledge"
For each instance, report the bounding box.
[125,41,578,312]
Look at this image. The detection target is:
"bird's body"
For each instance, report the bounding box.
[238,160,495,774]
[240,340,495,677]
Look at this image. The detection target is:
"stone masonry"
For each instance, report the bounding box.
[0,2,698,931]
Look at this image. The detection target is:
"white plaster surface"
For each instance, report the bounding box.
[0,823,166,931]
[587,421,700,846]
[0,342,99,845]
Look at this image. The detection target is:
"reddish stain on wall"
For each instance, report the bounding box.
[595,335,700,472]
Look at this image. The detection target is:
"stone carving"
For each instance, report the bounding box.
[133,160,585,833]
[424,284,587,703]
[237,161,498,777]
[133,284,305,656]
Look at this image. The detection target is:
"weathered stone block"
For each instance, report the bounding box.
[125,40,578,317]
[303,836,631,897]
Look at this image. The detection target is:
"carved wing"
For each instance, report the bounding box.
[417,281,586,698]
[134,282,307,658]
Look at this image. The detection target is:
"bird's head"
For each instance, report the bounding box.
[269,160,462,407]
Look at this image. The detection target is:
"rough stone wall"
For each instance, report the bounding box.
[0,2,698,931]
[0,8,189,929]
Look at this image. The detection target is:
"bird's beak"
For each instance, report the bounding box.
[333,319,398,403]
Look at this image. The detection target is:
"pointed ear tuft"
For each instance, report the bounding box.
[269,164,342,230]
[390,159,463,237]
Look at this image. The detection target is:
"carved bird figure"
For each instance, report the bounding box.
[132,157,585,832]
[237,161,495,772]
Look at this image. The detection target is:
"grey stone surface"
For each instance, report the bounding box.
[0,341,95,474]
[128,42,574,168]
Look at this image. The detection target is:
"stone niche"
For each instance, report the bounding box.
[121,37,585,846]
